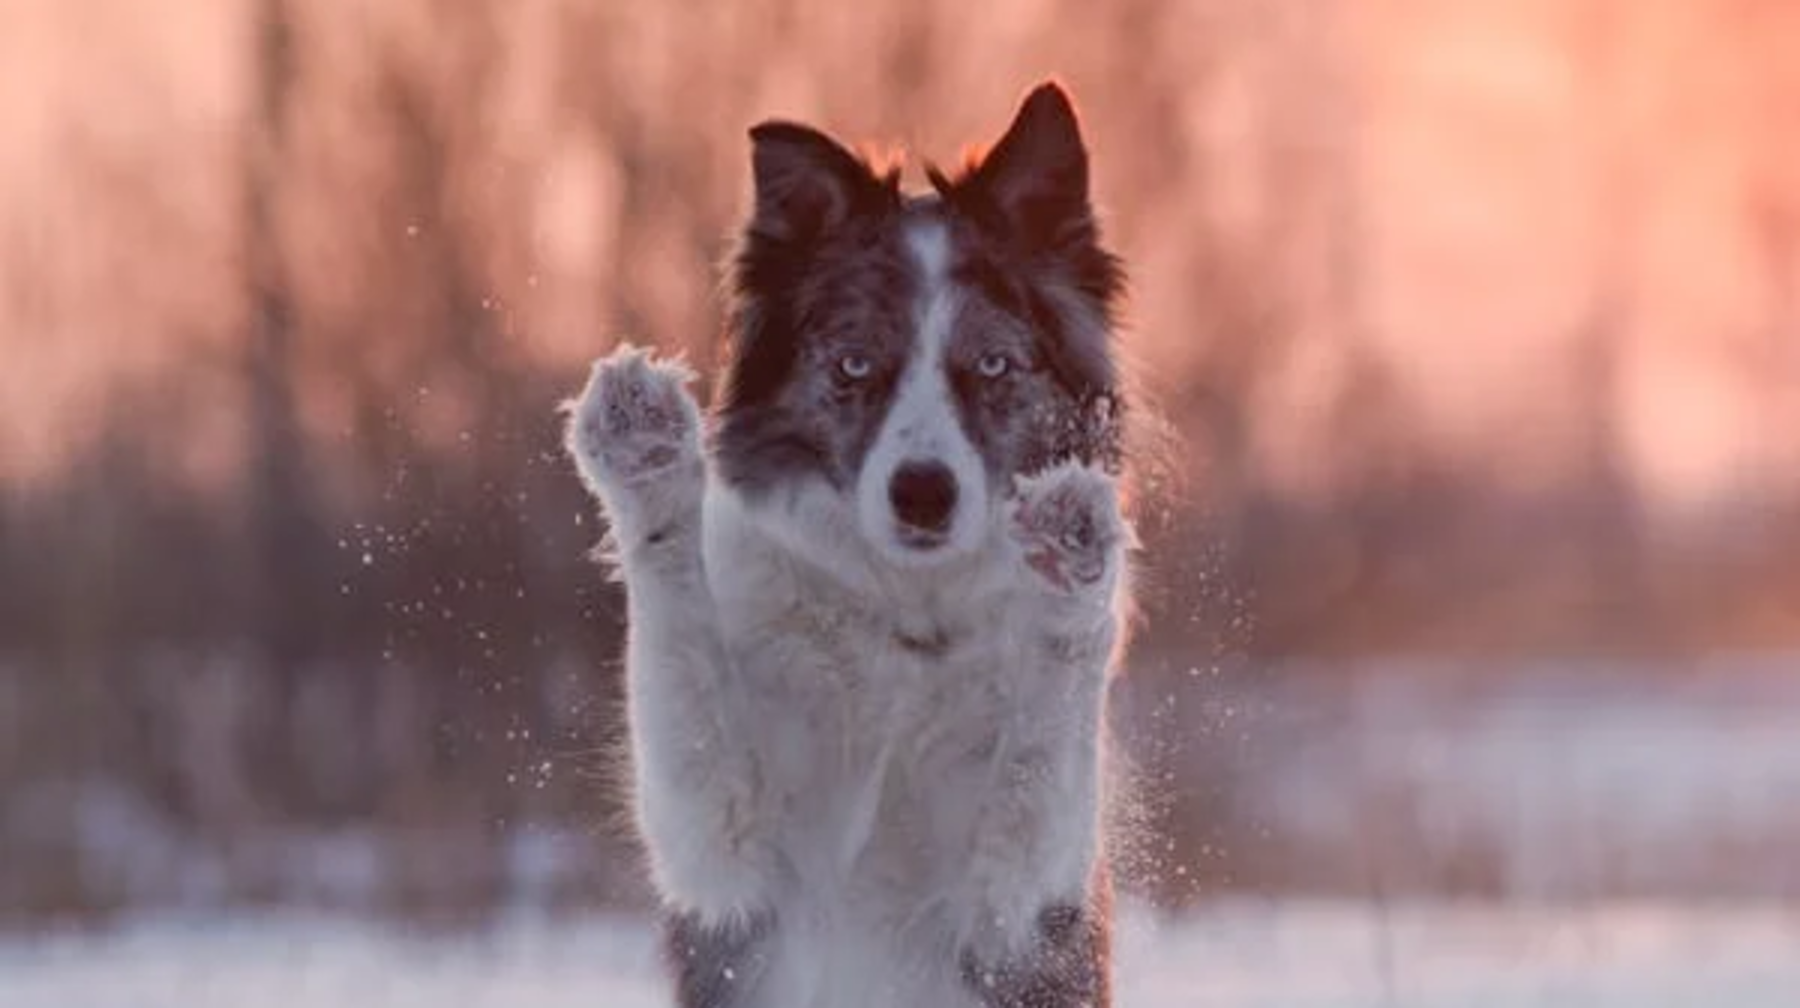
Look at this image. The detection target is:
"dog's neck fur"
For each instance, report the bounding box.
[703,477,1012,661]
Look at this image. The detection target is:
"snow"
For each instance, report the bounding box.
[4,901,1797,1007]
[1145,658,1800,898]
[7,658,1798,1005]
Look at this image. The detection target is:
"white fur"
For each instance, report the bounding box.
[567,336,1126,1007]
[855,220,991,563]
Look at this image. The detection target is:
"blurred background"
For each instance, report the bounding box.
[2,0,1799,1001]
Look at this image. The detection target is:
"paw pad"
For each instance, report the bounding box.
[1010,463,1123,593]
[566,344,700,487]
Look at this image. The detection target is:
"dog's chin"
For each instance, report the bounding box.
[868,519,985,570]
[895,526,950,553]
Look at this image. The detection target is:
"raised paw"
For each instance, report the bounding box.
[565,344,702,494]
[1009,462,1124,596]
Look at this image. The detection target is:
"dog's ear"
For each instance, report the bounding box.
[748,122,892,245]
[960,82,1092,248]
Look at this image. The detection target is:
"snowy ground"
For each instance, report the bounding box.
[7,659,1798,1004]
[1137,656,1800,897]
[4,900,1798,1007]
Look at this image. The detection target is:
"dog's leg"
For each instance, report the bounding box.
[962,462,1126,1008]
[961,882,1113,1008]
[565,346,778,922]
[663,908,775,1008]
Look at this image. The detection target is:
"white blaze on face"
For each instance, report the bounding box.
[856,218,990,562]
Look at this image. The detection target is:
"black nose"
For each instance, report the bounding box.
[889,461,958,535]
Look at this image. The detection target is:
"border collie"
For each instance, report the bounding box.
[566,81,1131,1008]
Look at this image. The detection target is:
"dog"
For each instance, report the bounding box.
[566,80,1131,1008]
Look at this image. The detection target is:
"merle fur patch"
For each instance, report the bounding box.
[714,82,1126,500]
[960,899,1113,1008]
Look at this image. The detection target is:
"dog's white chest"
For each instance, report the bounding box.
[721,577,1013,874]
[700,507,1047,1006]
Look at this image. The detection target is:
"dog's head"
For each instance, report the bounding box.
[714,82,1123,572]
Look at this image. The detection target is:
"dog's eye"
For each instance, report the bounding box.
[976,353,1011,380]
[836,353,874,382]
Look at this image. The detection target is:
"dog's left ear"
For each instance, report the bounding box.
[960,82,1092,248]
[747,121,892,246]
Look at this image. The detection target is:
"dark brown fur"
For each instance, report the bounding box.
[962,864,1114,1008]
[714,83,1125,501]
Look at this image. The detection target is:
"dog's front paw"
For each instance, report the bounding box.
[565,344,702,497]
[1009,462,1124,599]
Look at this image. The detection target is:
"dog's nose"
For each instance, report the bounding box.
[889,461,958,535]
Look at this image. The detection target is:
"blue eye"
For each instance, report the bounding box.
[837,353,873,381]
[976,353,1011,379]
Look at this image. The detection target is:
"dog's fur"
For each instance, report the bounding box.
[565,82,1131,1008]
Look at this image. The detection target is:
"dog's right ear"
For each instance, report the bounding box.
[949,82,1093,252]
[748,122,892,244]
